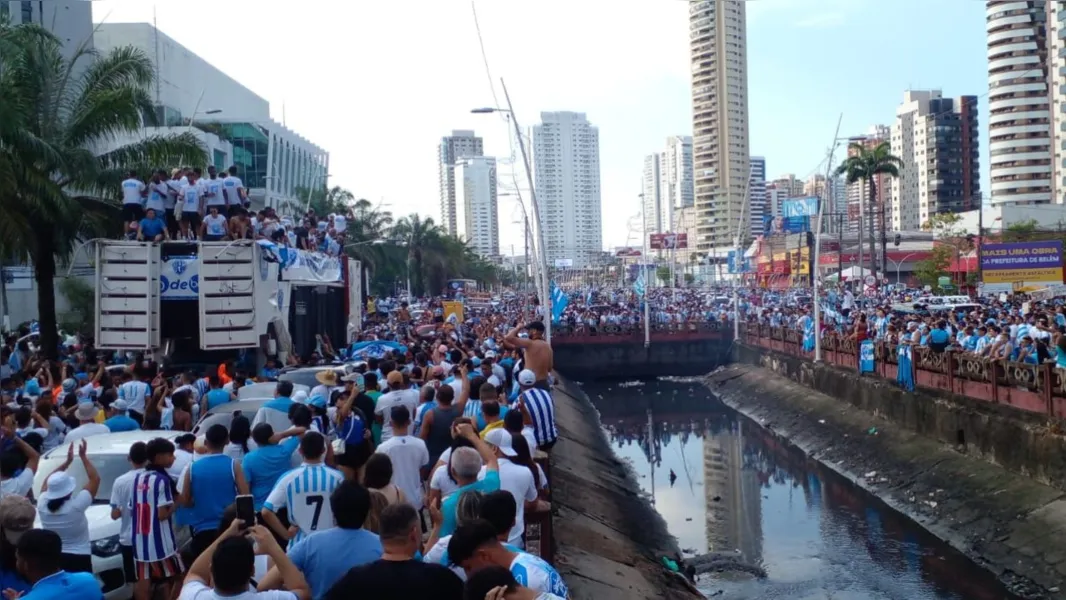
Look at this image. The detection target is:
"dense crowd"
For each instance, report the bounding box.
[120,166,349,256]
[0,295,567,600]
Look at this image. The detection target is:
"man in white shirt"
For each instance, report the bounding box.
[121,170,147,227]
[841,287,855,317]
[374,406,429,510]
[118,374,152,425]
[223,165,247,217]
[109,441,147,586]
[180,169,204,240]
[64,403,110,443]
[374,371,420,442]
[481,429,538,549]
[203,166,226,216]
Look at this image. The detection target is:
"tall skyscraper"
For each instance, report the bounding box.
[438,131,484,235]
[661,136,695,219]
[690,0,751,249]
[844,126,892,234]
[1048,2,1066,203]
[454,157,499,258]
[765,183,789,218]
[890,91,980,231]
[987,1,1051,206]
[531,112,602,267]
[771,174,805,198]
[642,153,662,247]
[748,157,766,239]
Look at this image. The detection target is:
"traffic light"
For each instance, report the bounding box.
[893,233,901,247]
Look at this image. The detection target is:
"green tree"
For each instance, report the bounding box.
[834,142,902,278]
[57,277,95,334]
[1002,219,1038,242]
[391,214,446,297]
[656,266,671,285]
[293,185,356,217]
[913,245,953,291]
[0,21,205,357]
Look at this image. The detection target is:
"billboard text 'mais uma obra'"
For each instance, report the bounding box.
[980,241,1063,283]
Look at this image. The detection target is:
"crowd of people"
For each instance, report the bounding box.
[0,297,568,599]
[119,167,350,256]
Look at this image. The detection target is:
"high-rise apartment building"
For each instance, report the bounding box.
[771,174,805,198]
[844,126,892,234]
[987,1,1051,206]
[690,0,751,249]
[439,131,484,235]
[661,136,695,217]
[748,157,766,239]
[531,112,602,267]
[765,184,790,218]
[642,153,662,246]
[890,91,981,231]
[454,157,499,259]
[1048,2,1066,203]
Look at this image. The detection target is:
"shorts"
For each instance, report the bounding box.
[121,544,136,583]
[203,234,224,242]
[135,554,185,582]
[190,528,220,561]
[164,210,179,235]
[122,204,144,222]
[534,380,551,392]
[335,440,372,470]
[181,211,202,230]
[538,439,557,452]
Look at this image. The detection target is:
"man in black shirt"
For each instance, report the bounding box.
[325,503,462,600]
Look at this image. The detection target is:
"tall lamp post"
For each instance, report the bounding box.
[472,81,551,341]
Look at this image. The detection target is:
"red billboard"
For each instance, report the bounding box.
[650,233,688,250]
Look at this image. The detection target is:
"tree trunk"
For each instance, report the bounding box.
[33,232,60,361]
[878,176,888,280]
[867,176,877,279]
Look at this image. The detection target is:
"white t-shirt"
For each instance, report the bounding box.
[204,177,225,207]
[38,489,93,555]
[148,182,169,212]
[109,467,144,546]
[0,469,34,498]
[204,213,227,236]
[222,176,245,207]
[510,553,568,597]
[122,178,146,206]
[64,422,110,444]
[168,449,194,482]
[374,390,419,442]
[182,181,202,213]
[119,380,151,414]
[374,435,429,510]
[41,416,69,452]
[429,461,459,499]
[480,459,537,548]
[178,580,296,600]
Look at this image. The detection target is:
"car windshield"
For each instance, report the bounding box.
[193,406,259,434]
[33,453,135,504]
[279,370,329,389]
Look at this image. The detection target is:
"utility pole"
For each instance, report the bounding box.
[976,195,984,287]
[814,114,844,363]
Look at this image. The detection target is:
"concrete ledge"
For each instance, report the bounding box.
[708,362,1066,598]
[550,378,702,600]
[736,342,1066,490]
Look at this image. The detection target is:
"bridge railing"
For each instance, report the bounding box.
[740,322,1066,418]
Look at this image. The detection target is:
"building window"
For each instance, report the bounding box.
[20,1,31,23]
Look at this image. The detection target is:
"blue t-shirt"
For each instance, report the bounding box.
[440,469,500,537]
[22,571,101,600]
[205,389,232,411]
[103,415,139,432]
[242,437,300,510]
[0,569,29,597]
[929,329,949,344]
[288,527,383,600]
[139,217,166,238]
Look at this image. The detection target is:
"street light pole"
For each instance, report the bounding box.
[889,253,918,284]
[813,114,844,363]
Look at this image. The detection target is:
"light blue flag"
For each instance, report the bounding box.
[633,274,646,298]
[349,340,408,359]
[549,280,568,324]
[860,339,875,373]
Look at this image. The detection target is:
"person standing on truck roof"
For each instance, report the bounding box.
[503,322,552,392]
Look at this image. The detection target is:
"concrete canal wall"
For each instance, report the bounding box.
[552,334,731,379]
[711,354,1066,599]
[549,377,702,600]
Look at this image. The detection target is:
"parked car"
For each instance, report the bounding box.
[237,382,309,401]
[32,431,188,600]
[192,398,268,436]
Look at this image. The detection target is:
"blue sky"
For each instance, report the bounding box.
[93,0,989,250]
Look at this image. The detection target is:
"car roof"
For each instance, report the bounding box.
[42,430,183,459]
[206,398,268,415]
[238,382,309,400]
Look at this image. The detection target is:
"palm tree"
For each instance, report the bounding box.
[391,214,446,297]
[1,23,204,356]
[296,184,356,216]
[834,142,901,279]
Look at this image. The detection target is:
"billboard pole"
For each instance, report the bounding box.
[814,114,843,363]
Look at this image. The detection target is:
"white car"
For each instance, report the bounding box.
[32,431,189,600]
[237,382,309,401]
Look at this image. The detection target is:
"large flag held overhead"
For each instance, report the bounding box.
[633,273,646,298]
[549,280,569,323]
[349,340,408,359]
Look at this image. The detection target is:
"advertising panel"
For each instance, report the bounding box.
[782,197,819,219]
[980,241,1063,284]
[160,255,198,300]
[650,233,688,250]
[727,250,752,274]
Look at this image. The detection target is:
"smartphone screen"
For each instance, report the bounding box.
[235,494,255,528]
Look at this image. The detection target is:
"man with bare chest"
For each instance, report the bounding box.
[504,321,553,391]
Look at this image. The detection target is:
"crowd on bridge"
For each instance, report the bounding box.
[0,291,569,600]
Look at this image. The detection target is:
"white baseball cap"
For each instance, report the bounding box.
[517,369,536,387]
[484,428,517,457]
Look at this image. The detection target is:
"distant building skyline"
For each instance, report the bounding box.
[455,156,500,258]
[438,130,484,236]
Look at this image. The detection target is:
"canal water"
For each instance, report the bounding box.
[580,378,1018,600]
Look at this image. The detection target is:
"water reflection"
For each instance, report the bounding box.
[590,380,1017,600]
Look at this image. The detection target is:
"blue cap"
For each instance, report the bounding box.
[74,372,88,381]
[309,396,327,409]
[471,357,482,367]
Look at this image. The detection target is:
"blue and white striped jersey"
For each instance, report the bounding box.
[263,463,345,547]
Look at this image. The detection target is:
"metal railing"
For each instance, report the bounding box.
[741,322,1066,418]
